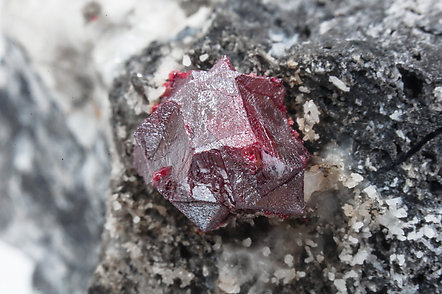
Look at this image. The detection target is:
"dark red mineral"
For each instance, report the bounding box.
[133,56,310,231]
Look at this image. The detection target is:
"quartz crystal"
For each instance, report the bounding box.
[134,56,310,231]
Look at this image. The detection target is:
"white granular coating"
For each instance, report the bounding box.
[274,269,296,284]
[352,249,369,265]
[348,235,359,244]
[329,76,350,92]
[352,221,364,232]
[343,173,364,188]
[424,214,439,223]
[112,201,122,211]
[396,254,405,266]
[299,85,310,93]
[262,246,271,257]
[284,254,294,267]
[217,266,241,293]
[334,279,347,293]
[343,204,354,217]
[344,270,358,279]
[242,238,252,247]
[389,110,403,121]
[363,185,378,199]
[421,226,436,239]
[305,239,318,247]
[199,53,209,62]
[182,55,191,67]
[297,100,320,141]
[415,251,424,258]
[202,265,209,277]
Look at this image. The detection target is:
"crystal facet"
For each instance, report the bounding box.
[134,56,310,231]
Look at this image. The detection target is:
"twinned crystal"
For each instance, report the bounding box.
[134,56,309,231]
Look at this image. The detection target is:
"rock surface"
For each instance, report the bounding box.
[89,0,441,293]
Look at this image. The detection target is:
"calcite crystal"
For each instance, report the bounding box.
[133,56,309,231]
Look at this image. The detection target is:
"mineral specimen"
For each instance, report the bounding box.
[133,56,309,231]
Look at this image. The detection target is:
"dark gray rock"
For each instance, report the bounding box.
[88,0,441,293]
[0,40,110,294]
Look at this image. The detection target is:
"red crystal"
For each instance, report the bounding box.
[133,56,310,231]
[152,166,172,183]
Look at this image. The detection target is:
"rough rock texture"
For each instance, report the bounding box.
[133,57,309,232]
[88,0,441,293]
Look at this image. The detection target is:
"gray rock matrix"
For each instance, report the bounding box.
[1,0,440,293]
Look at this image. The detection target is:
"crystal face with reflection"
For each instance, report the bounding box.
[133,56,310,232]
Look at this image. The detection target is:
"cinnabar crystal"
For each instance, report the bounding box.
[133,56,309,231]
